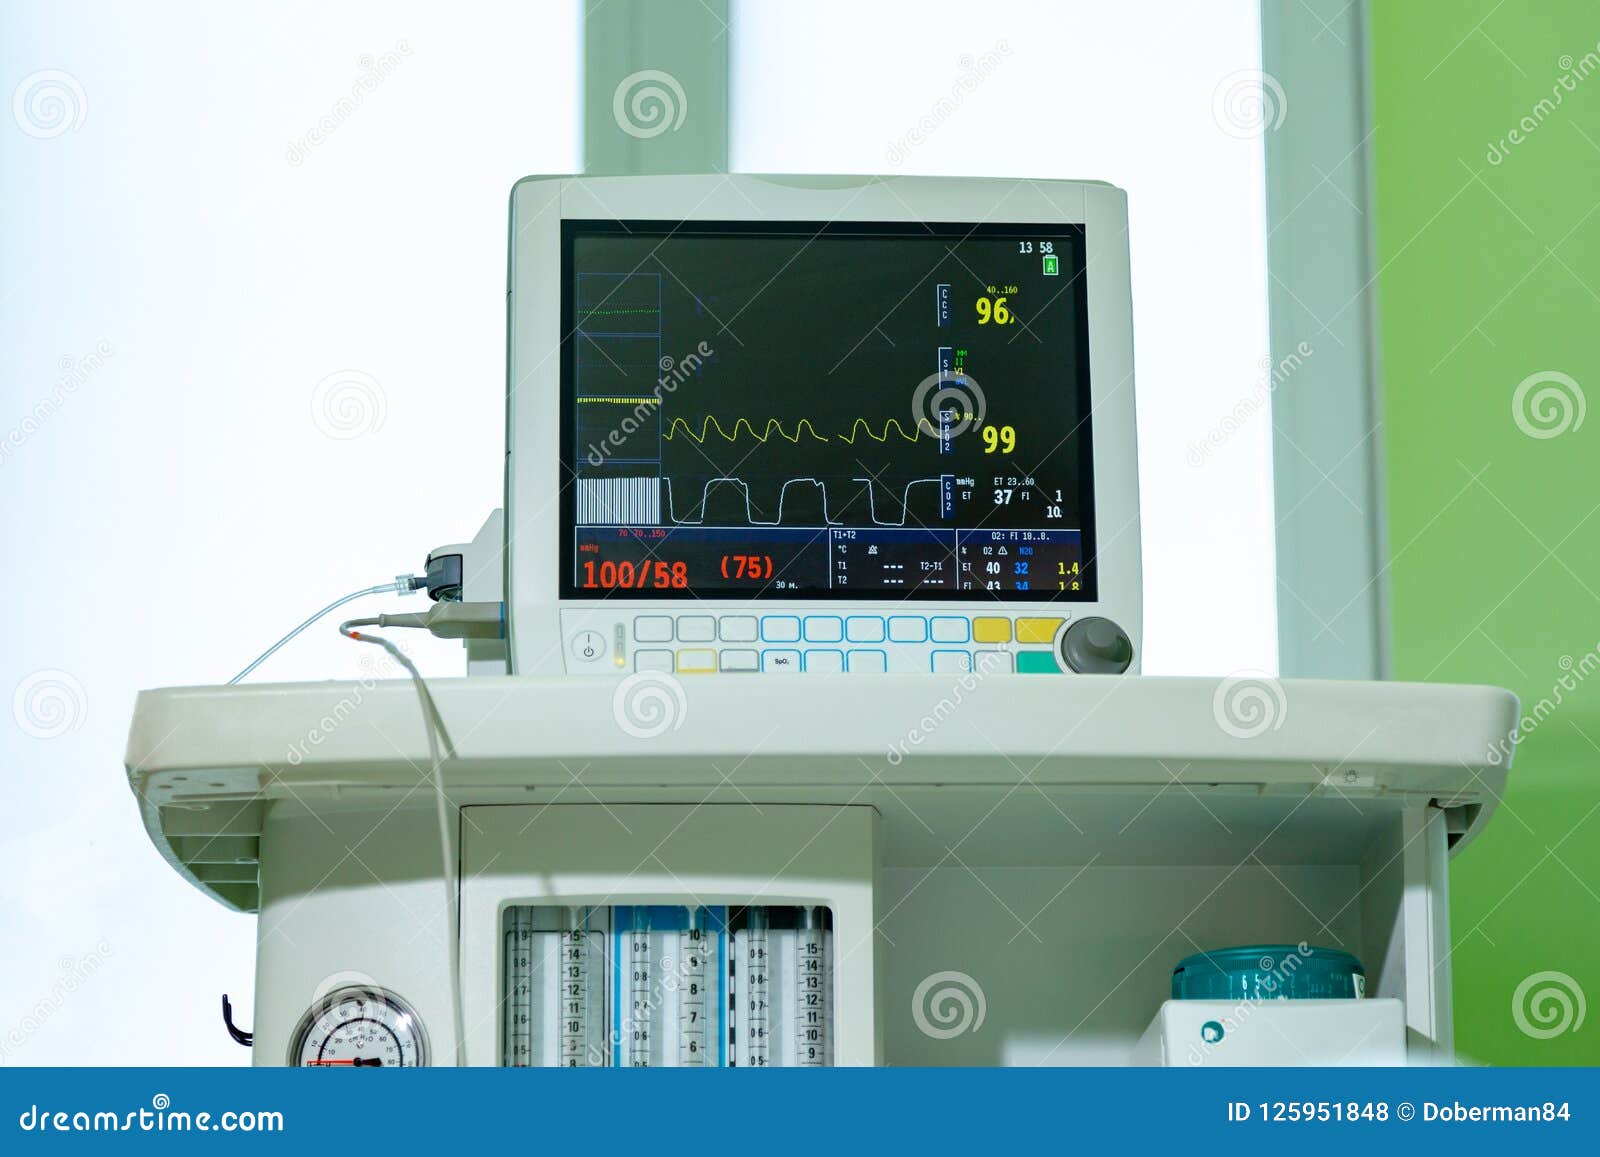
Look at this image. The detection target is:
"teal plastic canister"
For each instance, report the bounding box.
[1171,945,1365,1001]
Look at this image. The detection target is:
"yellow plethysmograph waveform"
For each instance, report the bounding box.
[662,415,938,444]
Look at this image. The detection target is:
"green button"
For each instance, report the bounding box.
[1016,650,1061,674]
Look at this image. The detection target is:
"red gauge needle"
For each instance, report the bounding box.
[305,1058,384,1067]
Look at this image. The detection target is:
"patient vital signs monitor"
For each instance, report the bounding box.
[508,176,1141,677]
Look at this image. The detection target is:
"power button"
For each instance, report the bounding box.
[569,629,606,663]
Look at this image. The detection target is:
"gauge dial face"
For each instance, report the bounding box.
[290,987,428,1068]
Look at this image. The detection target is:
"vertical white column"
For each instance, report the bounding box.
[678,907,710,1066]
[582,0,730,176]
[559,907,593,1066]
[627,908,654,1065]
[794,906,829,1066]
[503,907,534,1067]
[746,907,771,1066]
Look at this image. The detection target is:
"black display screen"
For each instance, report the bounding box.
[558,221,1095,601]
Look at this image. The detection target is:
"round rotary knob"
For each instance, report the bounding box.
[1059,616,1134,674]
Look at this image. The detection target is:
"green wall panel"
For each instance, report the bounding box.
[1372,0,1600,1064]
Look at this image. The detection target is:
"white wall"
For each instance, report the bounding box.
[0,0,1273,1064]
[0,0,580,1064]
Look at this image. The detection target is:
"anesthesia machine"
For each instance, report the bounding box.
[126,174,1517,1068]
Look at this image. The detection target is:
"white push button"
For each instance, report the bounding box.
[931,650,972,673]
[805,650,845,673]
[676,648,717,673]
[974,650,1014,674]
[762,616,801,643]
[570,629,606,662]
[635,649,674,672]
[930,617,970,643]
[762,649,801,672]
[846,617,886,643]
[847,650,888,673]
[888,616,929,643]
[720,649,759,672]
[677,616,716,642]
[804,616,844,643]
[719,616,758,642]
[634,616,674,643]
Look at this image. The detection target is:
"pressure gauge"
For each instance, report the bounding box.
[289,986,429,1068]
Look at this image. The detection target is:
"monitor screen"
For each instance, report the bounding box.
[559,220,1096,601]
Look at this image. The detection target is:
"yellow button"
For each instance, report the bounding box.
[973,617,1012,643]
[676,648,717,673]
[1015,617,1064,644]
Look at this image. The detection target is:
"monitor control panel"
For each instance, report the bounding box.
[559,610,1134,677]
[506,176,1141,677]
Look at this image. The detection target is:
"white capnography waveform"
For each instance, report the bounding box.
[661,475,946,527]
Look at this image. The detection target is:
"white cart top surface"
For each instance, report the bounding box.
[125,675,1518,912]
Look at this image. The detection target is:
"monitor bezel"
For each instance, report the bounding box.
[506,175,1140,676]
